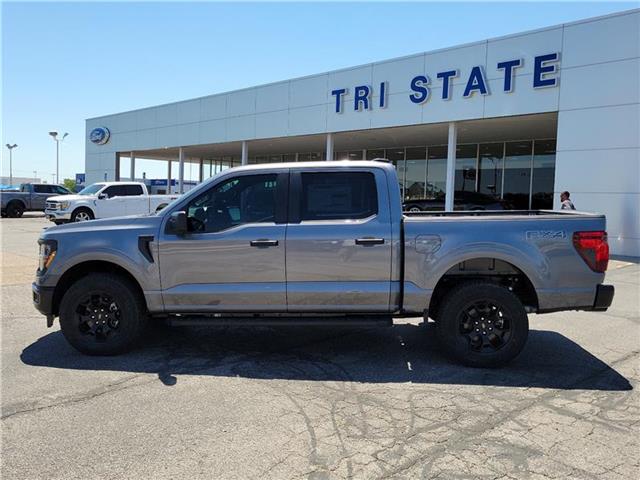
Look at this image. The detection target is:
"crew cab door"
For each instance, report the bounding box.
[95,185,128,218]
[120,184,148,215]
[29,184,52,210]
[157,171,288,312]
[286,168,393,312]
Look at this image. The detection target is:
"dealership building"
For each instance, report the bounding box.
[85,9,639,256]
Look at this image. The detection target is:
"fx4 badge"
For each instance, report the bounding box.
[526,230,566,240]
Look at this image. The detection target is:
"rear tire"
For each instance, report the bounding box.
[59,273,148,355]
[71,207,94,222]
[435,281,529,368]
[6,202,25,218]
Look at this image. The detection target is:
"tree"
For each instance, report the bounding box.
[62,178,76,191]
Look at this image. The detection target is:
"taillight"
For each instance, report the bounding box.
[573,231,609,272]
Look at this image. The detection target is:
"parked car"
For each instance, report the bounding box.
[403,191,511,212]
[44,182,179,224]
[32,161,613,367]
[1,183,72,218]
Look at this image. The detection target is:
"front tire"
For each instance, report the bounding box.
[6,201,25,218]
[59,273,148,355]
[436,281,529,368]
[71,207,94,222]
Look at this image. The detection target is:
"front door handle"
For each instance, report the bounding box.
[355,237,385,246]
[250,239,279,247]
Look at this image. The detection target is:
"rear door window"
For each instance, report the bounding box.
[33,185,51,193]
[299,172,378,221]
[124,184,144,196]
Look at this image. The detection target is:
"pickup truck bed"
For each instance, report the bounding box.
[31,161,613,367]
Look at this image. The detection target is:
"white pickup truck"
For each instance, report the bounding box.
[45,182,179,224]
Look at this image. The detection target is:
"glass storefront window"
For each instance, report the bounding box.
[427,146,447,199]
[503,141,532,210]
[455,144,478,194]
[366,149,385,160]
[478,143,504,199]
[202,138,555,211]
[404,147,427,201]
[532,139,556,209]
[335,150,363,160]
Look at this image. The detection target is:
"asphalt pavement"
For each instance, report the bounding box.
[1,215,638,479]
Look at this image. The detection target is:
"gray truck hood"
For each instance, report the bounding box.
[42,214,163,238]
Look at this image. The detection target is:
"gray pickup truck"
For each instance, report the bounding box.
[1,183,72,218]
[32,161,614,367]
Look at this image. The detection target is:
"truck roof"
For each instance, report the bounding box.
[223,160,397,174]
[93,181,146,186]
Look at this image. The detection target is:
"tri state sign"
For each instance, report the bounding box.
[330,52,560,113]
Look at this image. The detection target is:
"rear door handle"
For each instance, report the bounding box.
[355,237,385,246]
[250,239,279,247]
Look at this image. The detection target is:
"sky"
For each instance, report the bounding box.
[2,1,638,183]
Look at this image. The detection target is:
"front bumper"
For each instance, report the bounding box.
[32,282,55,317]
[44,209,71,222]
[592,284,614,311]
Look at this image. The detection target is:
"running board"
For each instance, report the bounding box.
[164,315,393,327]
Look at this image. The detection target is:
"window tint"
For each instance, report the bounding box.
[53,186,70,194]
[33,184,51,193]
[185,174,277,233]
[300,172,377,221]
[103,185,127,198]
[124,184,144,196]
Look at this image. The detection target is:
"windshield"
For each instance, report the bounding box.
[78,183,106,195]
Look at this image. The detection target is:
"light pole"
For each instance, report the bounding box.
[5,144,17,186]
[48,131,68,184]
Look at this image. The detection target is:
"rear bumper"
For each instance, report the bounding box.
[32,282,55,317]
[591,284,614,311]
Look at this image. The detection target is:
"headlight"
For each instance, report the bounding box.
[58,201,70,210]
[38,239,57,274]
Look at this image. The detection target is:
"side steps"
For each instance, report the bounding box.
[163,315,393,328]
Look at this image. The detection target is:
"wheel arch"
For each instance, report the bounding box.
[52,260,146,316]
[7,199,26,209]
[70,205,95,220]
[428,257,539,320]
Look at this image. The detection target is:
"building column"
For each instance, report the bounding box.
[130,152,136,180]
[326,133,334,161]
[445,122,457,212]
[199,158,204,182]
[115,152,121,181]
[167,160,172,194]
[241,141,249,165]
[294,152,299,162]
[178,147,185,194]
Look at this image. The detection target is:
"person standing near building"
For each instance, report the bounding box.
[560,191,576,210]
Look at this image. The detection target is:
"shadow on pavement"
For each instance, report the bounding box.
[21,323,632,391]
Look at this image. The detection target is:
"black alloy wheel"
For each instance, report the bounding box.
[59,273,147,355]
[458,300,512,353]
[436,281,529,368]
[75,293,122,343]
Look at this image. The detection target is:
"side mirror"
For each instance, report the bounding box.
[167,211,188,235]
[97,193,107,200]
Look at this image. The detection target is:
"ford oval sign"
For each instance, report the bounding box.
[89,126,110,145]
